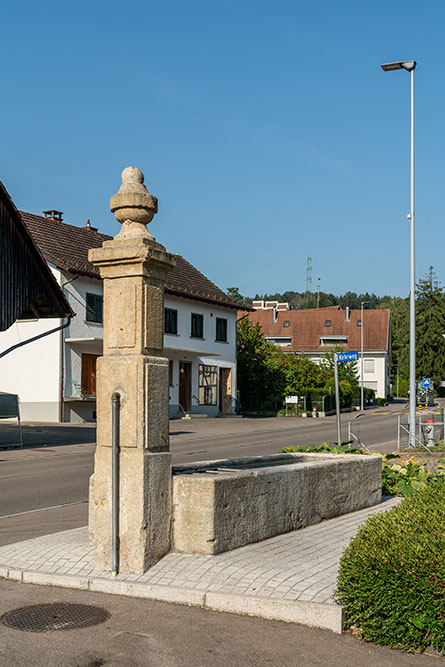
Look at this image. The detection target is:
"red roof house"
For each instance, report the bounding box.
[244,303,391,398]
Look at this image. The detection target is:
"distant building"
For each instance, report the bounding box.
[0,210,243,421]
[245,302,391,398]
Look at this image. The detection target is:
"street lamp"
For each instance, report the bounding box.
[381,60,417,447]
[360,301,370,411]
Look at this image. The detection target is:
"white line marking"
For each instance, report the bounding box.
[0,449,95,463]
[0,500,88,520]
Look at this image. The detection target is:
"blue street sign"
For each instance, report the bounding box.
[337,351,359,363]
[423,378,431,389]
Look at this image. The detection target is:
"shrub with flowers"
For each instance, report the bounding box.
[381,455,443,497]
[279,444,445,497]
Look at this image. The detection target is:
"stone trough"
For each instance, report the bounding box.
[172,452,382,555]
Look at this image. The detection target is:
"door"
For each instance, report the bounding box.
[179,362,192,412]
[81,354,100,396]
[219,368,232,413]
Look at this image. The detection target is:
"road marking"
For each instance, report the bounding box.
[0,449,95,463]
[0,500,88,520]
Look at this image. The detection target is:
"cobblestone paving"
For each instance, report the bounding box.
[0,498,399,605]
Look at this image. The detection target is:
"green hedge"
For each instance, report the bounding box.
[336,477,445,654]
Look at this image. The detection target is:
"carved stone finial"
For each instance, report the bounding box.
[110,166,158,240]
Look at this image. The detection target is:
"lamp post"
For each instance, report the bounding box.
[381,60,417,447]
[360,301,370,411]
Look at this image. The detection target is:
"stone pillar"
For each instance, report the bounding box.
[89,167,176,574]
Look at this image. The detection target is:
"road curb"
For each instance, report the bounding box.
[0,565,344,634]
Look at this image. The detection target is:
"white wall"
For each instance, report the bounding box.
[164,296,237,416]
[62,274,103,422]
[63,275,103,341]
[359,353,389,398]
[0,264,62,421]
[163,296,236,360]
[63,282,238,420]
[301,350,389,398]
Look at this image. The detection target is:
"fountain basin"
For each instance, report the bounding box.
[172,452,382,554]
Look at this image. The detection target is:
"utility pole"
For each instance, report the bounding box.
[306,255,313,294]
[316,278,321,308]
[360,301,370,411]
[334,353,342,445]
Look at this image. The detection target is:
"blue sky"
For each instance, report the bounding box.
[2,0,444,299]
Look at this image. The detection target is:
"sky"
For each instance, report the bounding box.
[2,0,444,300]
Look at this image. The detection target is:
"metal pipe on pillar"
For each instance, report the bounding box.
[112,392,121,576]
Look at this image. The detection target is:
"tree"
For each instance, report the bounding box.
[415,267,445,386]
[236,319,287,411]
[282,355,331,396]
[226,287,251,304]
[236,320,331,411]
[321,348,359,388]
[378,296,409,393]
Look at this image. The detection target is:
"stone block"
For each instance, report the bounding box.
[172,453,381,555]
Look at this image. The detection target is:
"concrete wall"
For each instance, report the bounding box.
[172,453,382,554]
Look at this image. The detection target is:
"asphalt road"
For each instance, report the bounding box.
[0,579,439,667]
[0,404,429,546]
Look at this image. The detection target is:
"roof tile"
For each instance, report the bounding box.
[20,211,245,310]
[244,307,390,352]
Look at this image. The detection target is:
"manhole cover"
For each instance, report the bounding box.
[1,603,110,632]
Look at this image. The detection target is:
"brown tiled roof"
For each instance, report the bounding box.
[20,211,245,311]
[244,306,390,352]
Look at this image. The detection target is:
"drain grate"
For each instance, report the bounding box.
[1,603,110,632]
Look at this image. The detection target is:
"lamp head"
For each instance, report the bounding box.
[381,60,416,72]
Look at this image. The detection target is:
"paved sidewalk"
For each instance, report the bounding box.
[0,497,400,634]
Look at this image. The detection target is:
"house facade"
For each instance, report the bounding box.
[247,302,392,398]
[0,211,241,422]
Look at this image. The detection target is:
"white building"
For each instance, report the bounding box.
[0,210,241,421]
[247,303,392,399]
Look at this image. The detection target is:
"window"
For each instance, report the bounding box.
[216,317,227,342]
[357,320,362,327]
[320,335,348,346]
[191,313,204,338]
[283,321,290,328]
[168,360,174,386]
[198,365,217,405]
[325,320,331,327]
[86,293,103,324]
[165,308,178,334]
[265,337,292,347]
[364,359,375,373]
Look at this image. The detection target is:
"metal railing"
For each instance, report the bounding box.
[347,420,371,453]
[397,408,445,452]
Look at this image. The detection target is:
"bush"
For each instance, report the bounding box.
[336,477,445,654]
[280,443,360,454]
[376,397,387,407]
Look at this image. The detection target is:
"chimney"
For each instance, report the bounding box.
[85,219,98,232]
[345,307,350,322]
[43,210,63,222]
